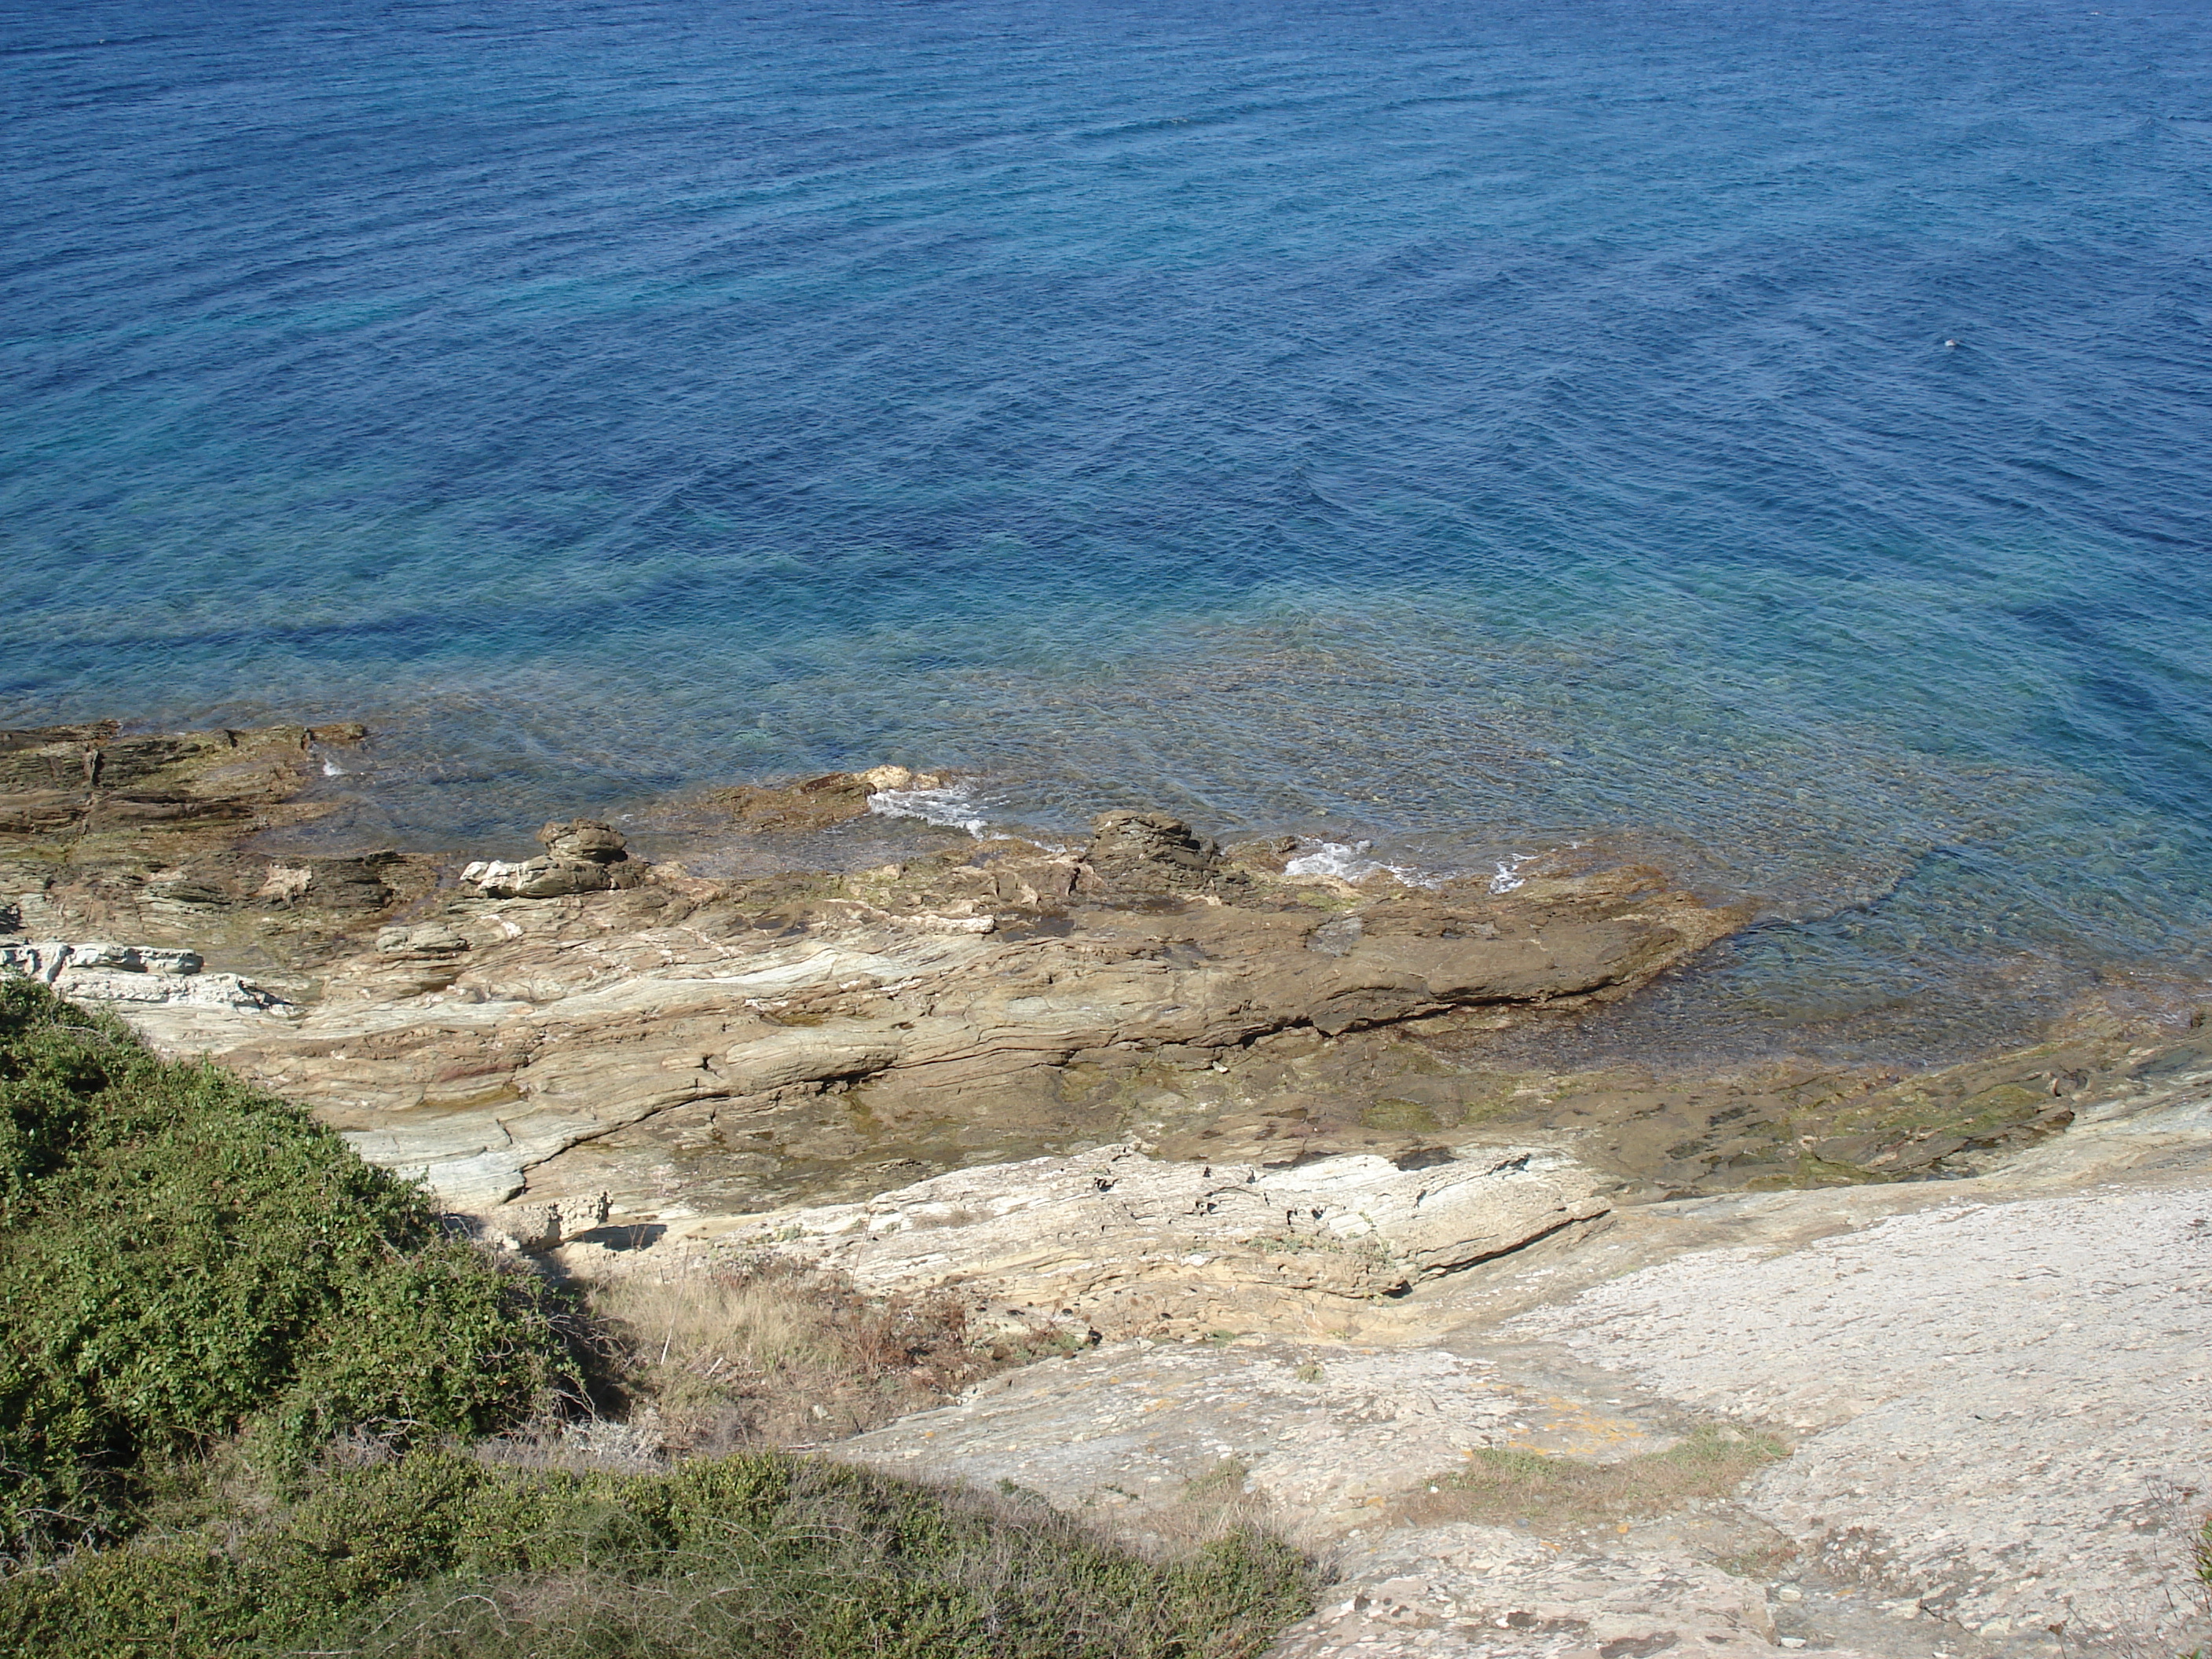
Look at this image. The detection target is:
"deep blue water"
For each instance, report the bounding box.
[5,0,2212,1060]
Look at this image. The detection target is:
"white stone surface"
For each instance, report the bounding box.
[1509,1183,2212,1646]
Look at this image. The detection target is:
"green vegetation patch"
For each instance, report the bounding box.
[0,1448,1313,1658]
[0,979,569,1555]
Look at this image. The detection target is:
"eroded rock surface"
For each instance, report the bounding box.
[11,718,2174,1225]
[693,1144,1608,1338]
[1507,1174,2212,1646]
[4,720,1746,1210]
[838,1336,1668,1533]
[6,717,2210,1659]
[0,939,284,1010]
[460,818,646,899]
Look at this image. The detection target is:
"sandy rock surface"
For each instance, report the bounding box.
[825,1090,2212,1659]
[839,1336,1669,1530]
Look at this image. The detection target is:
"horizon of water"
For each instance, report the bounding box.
[5,0,2211,1066]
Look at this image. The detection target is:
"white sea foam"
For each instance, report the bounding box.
[320,757,346,777]
[867,785,990,840]
[1283,839,1435,888]
[1489,853,1537,894]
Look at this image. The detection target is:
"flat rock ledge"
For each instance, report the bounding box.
[651,1143,1610,1339]
[825,1086,2212,1659]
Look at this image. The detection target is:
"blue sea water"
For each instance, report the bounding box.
[5,0,2211,1062]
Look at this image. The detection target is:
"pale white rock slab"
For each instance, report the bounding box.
[838,1338,1602,1533]
[1507,1181,2212,1647]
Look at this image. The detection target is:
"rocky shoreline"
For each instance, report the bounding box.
[4,716,2208,1657]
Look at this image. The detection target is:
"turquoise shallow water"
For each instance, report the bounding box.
[5,0,2211,1060]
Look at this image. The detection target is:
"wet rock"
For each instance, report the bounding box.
[710,771,883,832]
[0,720,438,970]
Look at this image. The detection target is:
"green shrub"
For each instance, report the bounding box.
[0,1448,1314,1657]
[0,980,568,1554]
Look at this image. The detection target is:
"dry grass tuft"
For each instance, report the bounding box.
[579,1253,1082,1452]
[1391,1422,1789,1536]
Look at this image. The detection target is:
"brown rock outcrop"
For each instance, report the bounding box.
[1081,810,1234,895]
[705,765,946,833]
[459,819,645,899]
[173,851,1739,1209]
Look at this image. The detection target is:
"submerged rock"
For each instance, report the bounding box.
[0,719,438,969]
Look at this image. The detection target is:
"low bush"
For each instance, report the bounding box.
[0,979,571,1555]
[0,1447,1313,1657]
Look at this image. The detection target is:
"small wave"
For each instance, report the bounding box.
[320,756,346,777]
[867,784,989,839]
[1284,839,1436,887]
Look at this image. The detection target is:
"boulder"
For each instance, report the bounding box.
[537,819,628,862]
[459,856,645,899]
[1081,811,1229,894]
[487,1191,610,1253]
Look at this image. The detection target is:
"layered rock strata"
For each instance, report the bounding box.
[7,718,2209,1657]
[460,818,646,899]
[0,939,283,1011]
